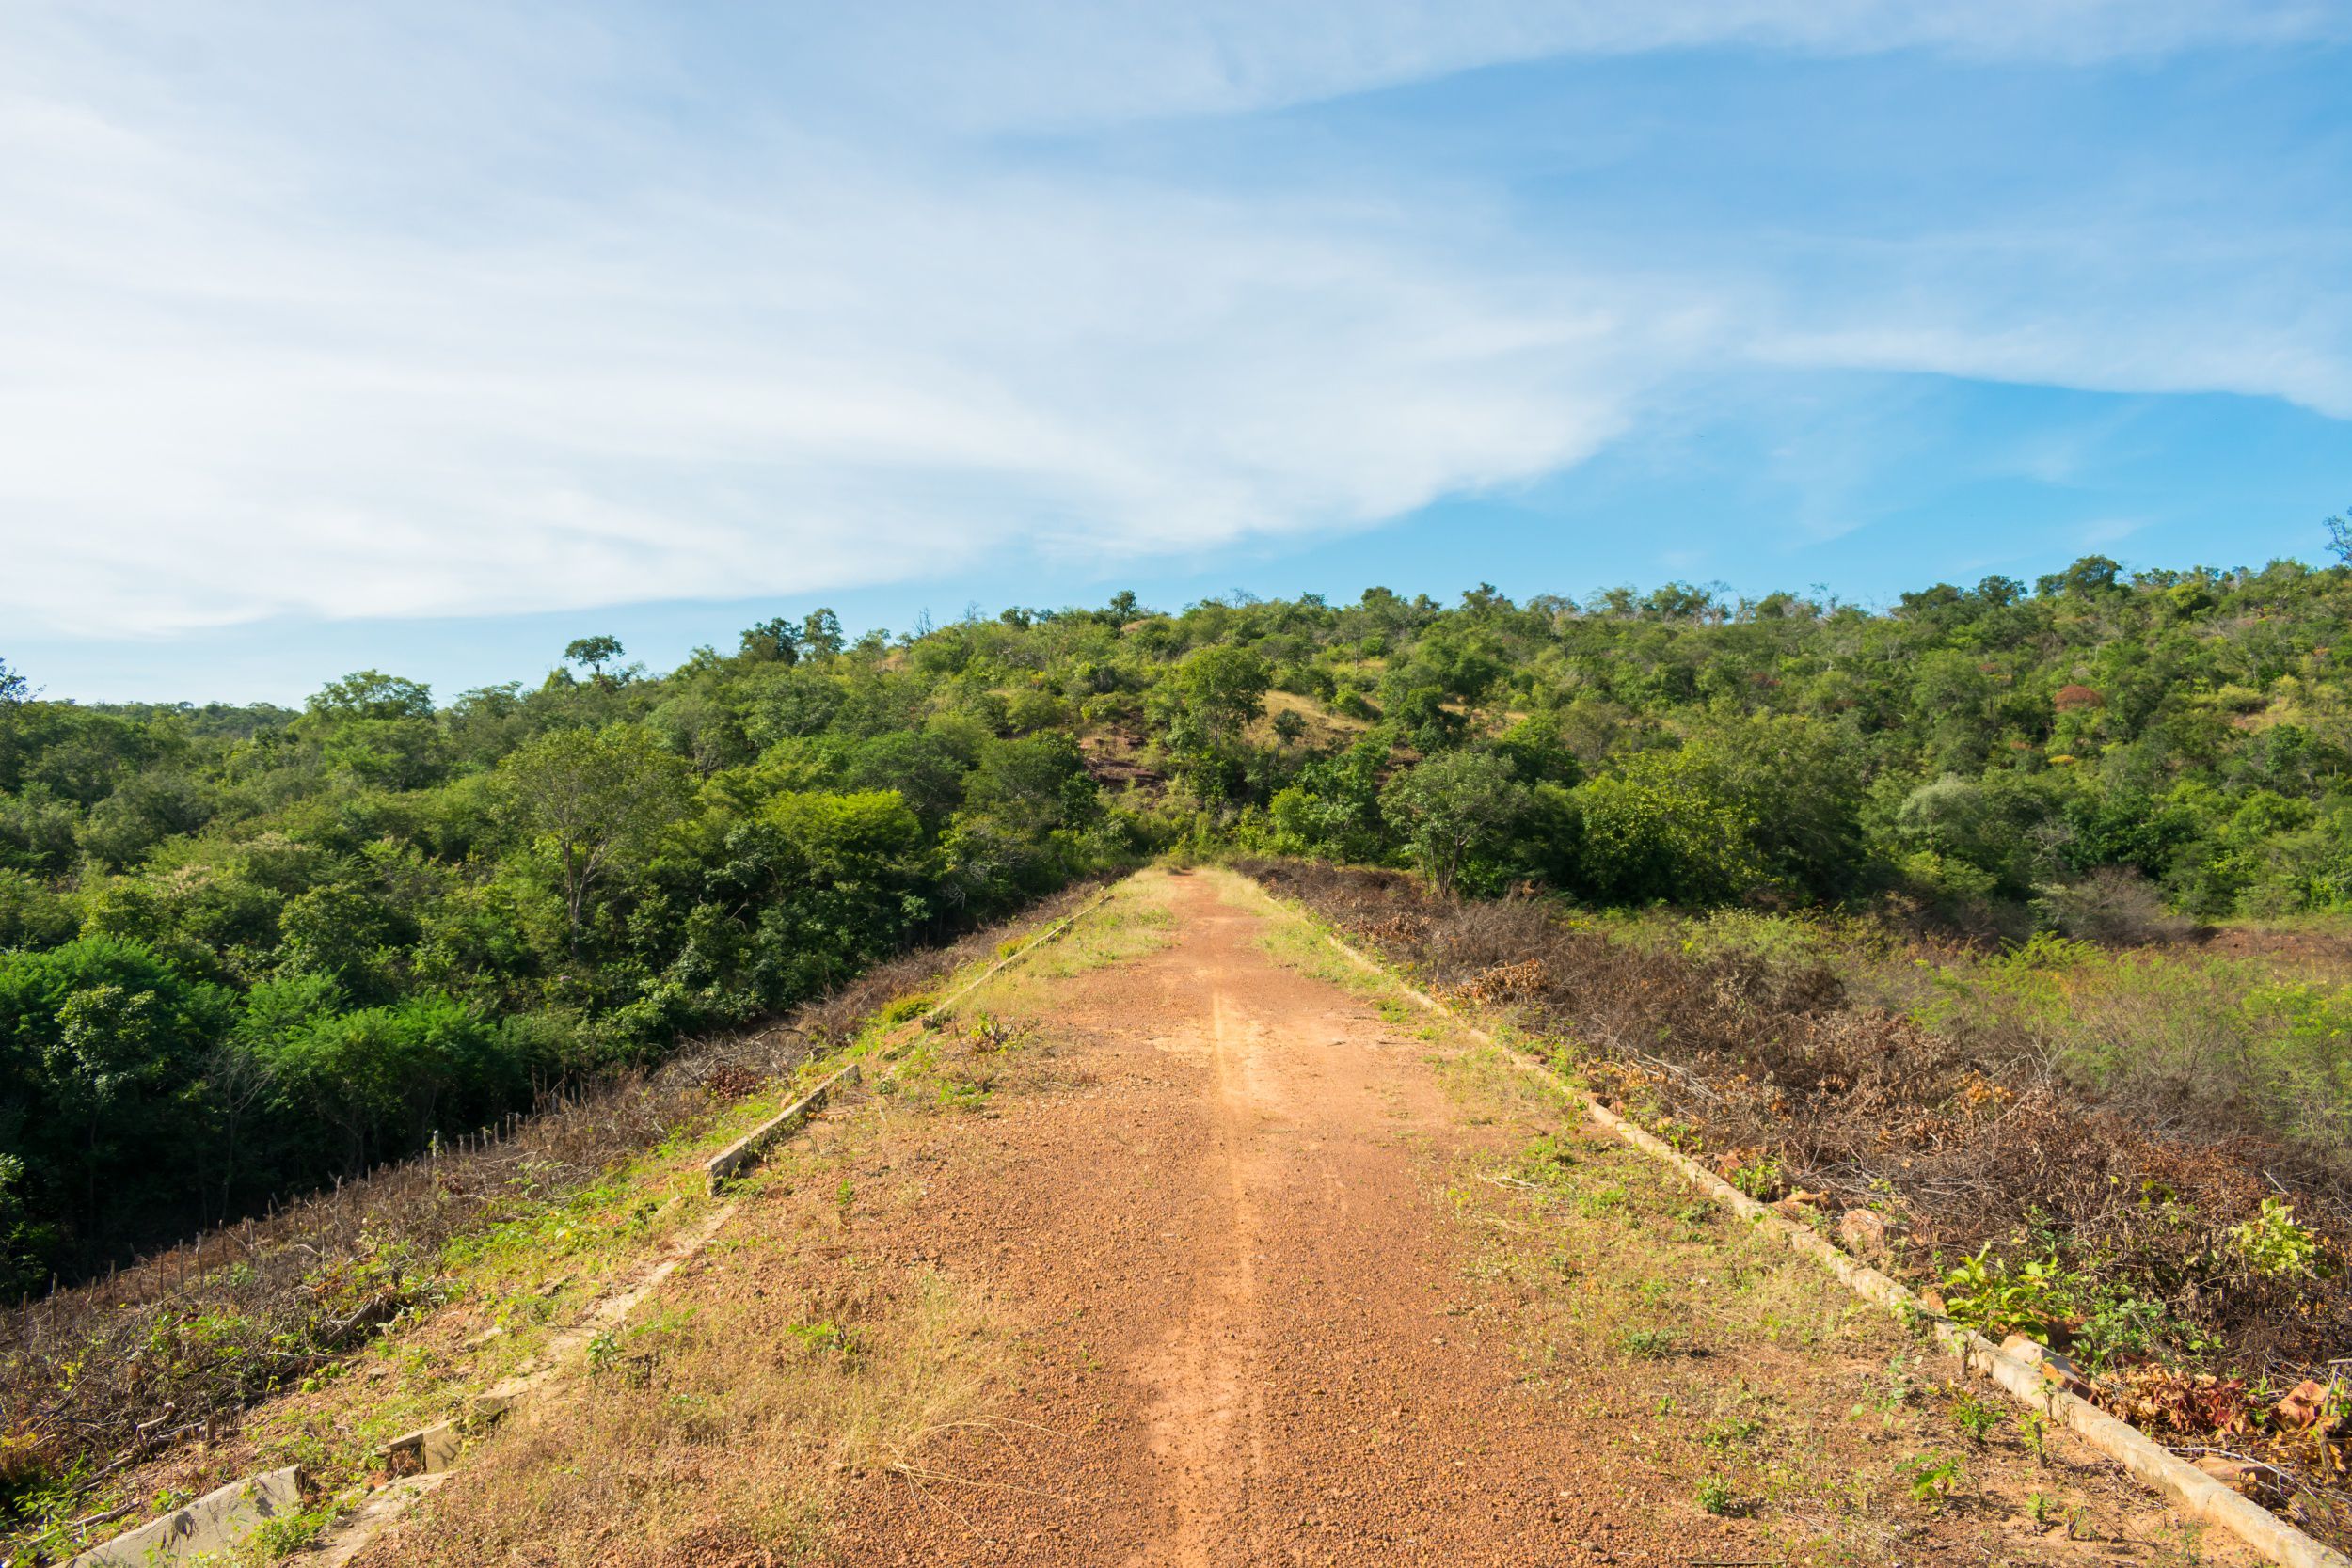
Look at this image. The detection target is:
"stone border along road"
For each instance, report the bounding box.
[1235,874,2352,1568]
[706,880,1118,1195]
[69,880,1119,1568]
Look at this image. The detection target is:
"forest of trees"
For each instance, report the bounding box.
[6,550,2352,1291]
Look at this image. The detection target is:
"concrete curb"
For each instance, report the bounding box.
[913,881,1120,1030]
[1257,882,2352,1568]
[705,1061,863,1193]
[68,1465,306,1566]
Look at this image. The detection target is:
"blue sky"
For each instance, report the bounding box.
[4,3,2349,705]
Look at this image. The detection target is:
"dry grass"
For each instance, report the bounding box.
[361,1219,1005,1566]
[1446,1121,2239,1566]
[1239,856,2352,1545]
[0,879,1109,1559]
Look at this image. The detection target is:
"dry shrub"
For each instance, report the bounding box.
[1238,859,2352,1382]
[2036,867,2199,946]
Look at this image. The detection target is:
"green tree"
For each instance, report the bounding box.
[1379,749,1530,897]
[499,726,691,954]
[800,609,846,660]
[1165,645,1271,752]
[308,670,434,721]
[739,618,800,664]
[300,671,447,789]
[564,635,627,680]
[1571,762,1763,905]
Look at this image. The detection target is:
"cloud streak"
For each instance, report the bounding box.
[0,1,2344,637]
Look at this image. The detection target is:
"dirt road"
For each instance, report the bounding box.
[821,868,1621,1566]
[371,869,2244,1566]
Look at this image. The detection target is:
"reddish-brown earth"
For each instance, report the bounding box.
[359,869,2249,1567]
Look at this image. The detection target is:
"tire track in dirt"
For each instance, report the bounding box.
[1136,986,1267,1568]
[816,871,1616,1566]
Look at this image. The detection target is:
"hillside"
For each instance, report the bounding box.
[7,557,2352,1295]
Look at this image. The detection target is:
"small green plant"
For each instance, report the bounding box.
[242,1503,336,1559]
[1727,1155,1785,1201]
[935,1078,990,1110]
[2027,1490,2055,1525]
[2018,1409,2050,1465]
[1939,1245,2062,1339]
[1578,1184,1629,1218]
[1693,1477,1738,1516]
[2230,1197,2323,1279]
[1700,1417,1762,1452]
[1900,1452,1963,1506]
[2071,1291,2169,1371]
[877,992,935,1025]
[1852,1356,1916,1428]
[1516,1132,1579,1186]
[786,1320,855,1355]
[1624,1327,1680,1359]
[1949,1389,2003,1446]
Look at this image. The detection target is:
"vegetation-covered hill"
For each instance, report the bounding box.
[6,550,2352,1289]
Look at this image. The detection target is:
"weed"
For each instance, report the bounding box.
[1700,1417,1762,1453]
[876,993,936,1026]
[1624,1327,1680,1359]
[1851,1357,1915,1428]
[1726,1155,1786,1202]
[934,1079,990,1111]
[1948,1388,2003,1446]
[1516,1132,1580,1186]
[1900,1452,1963,1506]
[2231,1197,2324,1279]
[1939,1245,2062,1339]
[2018,1409,2050,1465]
[1694,1476,1739,1516]
[1578,1185,1629,1219]
[785,1320,857,1356]
[2028,1490,2054,1525]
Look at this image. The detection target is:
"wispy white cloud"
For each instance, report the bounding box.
[747,0,2349,131]
[0,1,2344,637]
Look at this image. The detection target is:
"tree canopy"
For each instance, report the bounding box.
[8,544,2352,1285]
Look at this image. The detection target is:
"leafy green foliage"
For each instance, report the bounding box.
[8,550,2352,1290]
[1939,1245,2065,1340]
[1900,1451,1964,1505]
[2231,1196,2323,1279]
[1378,749,1528,897]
